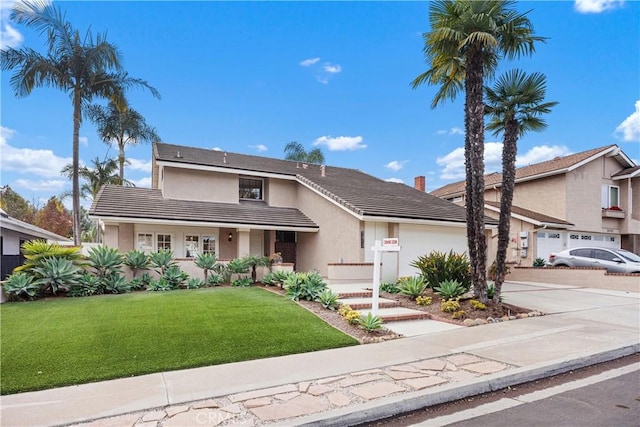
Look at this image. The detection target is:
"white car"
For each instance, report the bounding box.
[549,247,640,274]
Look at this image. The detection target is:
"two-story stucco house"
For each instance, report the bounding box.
[89,142,497,281]
[431,145,640,265]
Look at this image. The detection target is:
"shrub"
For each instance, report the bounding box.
[470,299,487,310]
[283,272,327,301]
[206,273,223,286]
[194,252,221,282]
[338,305,361,324]
[163,265,188,288]
[488,260,511,281]
[380,282,401,293]
[452,310,466,319]
[149,249,177,275]
[88,245,123,282]
[147,277,175,291]
[14,240,85,275]
[186,277,205,289]
[434,279,467,300]
[533,257,546,267]
[68,272,101,297]
[226,258,250,283]
[487,283,504,302]
[231,277,253,287]
[357,312,383,332]
[3,272,40,300]
[415,295,433,306]
[123,250,149,278]
[440,299,461,313]
[410,250,471,290]
[33,257,80,295]
[398,276,427,299]
[318,290,340,310]
[102,273,131,294]
[262,270,291,287]
[243,255,271,283]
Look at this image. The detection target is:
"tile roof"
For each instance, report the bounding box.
[89,185,319,230]
[152,142,495,225]
[612,165,640,178]
[430,145,618,198]
[484,201,573,226]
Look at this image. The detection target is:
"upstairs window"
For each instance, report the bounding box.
[601,185,620,209]
[239,177,263,200]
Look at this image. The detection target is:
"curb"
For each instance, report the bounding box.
[292,343,640,426]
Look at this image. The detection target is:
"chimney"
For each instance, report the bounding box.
[414,176,426,192]
[320,165,326,177]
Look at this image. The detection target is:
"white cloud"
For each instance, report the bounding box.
[436,127,463,136]
[79,136,88,147]
[574,0,624,13]
[385,178,404,184]
[0,126,72,178]
[250,144,268,152]
[385,160,407,172]
[437,143,572,180]
[129,176,152,188]
[212,147,223,151]
[13,178,67,193]
[127,158,153,172]
[614,100,640,142]
[324,63,342,74]
[1,0,52,49]
[300,57,320,67]
[515,145,572,167]
[313,135,366,151]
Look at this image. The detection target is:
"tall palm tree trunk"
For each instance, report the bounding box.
[465,46,488,303]
[118,144,126,184]
[72,92,82,246]
[493,118,518,300]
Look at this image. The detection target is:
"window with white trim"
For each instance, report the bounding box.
[137,233,153,252]
[157,234,172,251]
[203,235,216,255]
[601,185,620,208]
[185,235,199,258]
[239,177,263,200]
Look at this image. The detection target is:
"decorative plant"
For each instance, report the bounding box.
[226,258,250,283]
[87,245,123,283]
[194,252,220,282]
[416,295,433,306]
[440,299,461,313]
[269,252,283,264]
[123,250,150,278]
[147,277,174,291]
[68,272,101,297]
[162,265,188,289]
[32,257,80,295]
[533,257,546,268]
[206,273,223,286]
[338,304,361,324]
[15,240,85,275]
[231,277,253,287]
[452,310,466,319]
[398,276,427,299]
[262,270,291,287]
[243,255,271,283]
[470,299,487,310]
[149,249,177,275]
[488,260,511,281]
[410,250,471,290]
[434,279,467,300]
[487,283,504,302]
[186,277,205,289]
[3,272,40,300]
[318,290,340,310]
[283,272,327,301]
[380,282,401,294]
[356,312,383,332]
[102,273,131,294]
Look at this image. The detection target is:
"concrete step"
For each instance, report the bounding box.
[359,307,430,322]
[335,291,373,299]
[383,319,463,337]
[337,297,399,310]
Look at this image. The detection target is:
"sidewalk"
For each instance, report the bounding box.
[1,281,638,427]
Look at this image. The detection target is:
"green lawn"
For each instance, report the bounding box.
[0,287,358,394]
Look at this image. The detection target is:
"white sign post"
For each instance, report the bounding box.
[371,239,401,316]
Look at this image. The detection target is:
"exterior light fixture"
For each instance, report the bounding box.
[228,232,233,242]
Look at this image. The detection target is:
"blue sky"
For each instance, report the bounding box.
[1,0,639,210]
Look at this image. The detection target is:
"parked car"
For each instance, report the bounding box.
[549,247,640,274]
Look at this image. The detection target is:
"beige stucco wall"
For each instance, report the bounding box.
[484,211,537,266]
[162,167,239,203]
[118,223,134,252]
[103,225,119,248]
[513,174,567,220]
[267,179,297,208]
[566,159,608,232]
[296,187,361,276]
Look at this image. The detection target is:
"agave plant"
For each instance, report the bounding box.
[398,276,427,299]
[186,277,205,289]
[123,250,150,278]
[434,279,467,300]
[356,312,383,332]
[149,249,177,275]
[102,273,131,294]
[318,289,340,310]
[162,265,188,288]
[194,252,220,282]
[68,272,102,297]
[32,257,80,295]
[3,272,40,300]
[88,245,123,280]
[15,240,85,274]
[242,255,271,283]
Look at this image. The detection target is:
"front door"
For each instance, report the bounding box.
[275,231,296,268]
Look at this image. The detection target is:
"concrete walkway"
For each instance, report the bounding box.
[1,281,638,427]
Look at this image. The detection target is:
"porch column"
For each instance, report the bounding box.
[237,228,251,257]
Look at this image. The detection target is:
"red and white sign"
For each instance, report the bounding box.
[382,238,399,247]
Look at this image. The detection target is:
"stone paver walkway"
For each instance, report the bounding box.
[71,353,514,427]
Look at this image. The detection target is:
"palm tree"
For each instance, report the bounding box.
[284,141,325,165]
[87,102,160,184]
[1,0,160,246]
[485,69,557,302]
[61,157,130,202]
[412,0,543,303]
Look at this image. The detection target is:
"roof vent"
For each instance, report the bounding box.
[223,152,227,164]
[175,150,182,158]
[302,163,308,169]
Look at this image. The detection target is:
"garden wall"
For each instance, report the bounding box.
[327,263,375,283]
[506,267,639,293]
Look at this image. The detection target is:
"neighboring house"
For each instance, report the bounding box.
[431,145,640,265]
[89,142,497,281]
[0,208,72,280]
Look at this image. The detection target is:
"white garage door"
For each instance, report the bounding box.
[567,232,619,250]
[398,223,467,278]
[536,231,565,260]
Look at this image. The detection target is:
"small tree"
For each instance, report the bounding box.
[34,197,73,238]
[194,252,220,282]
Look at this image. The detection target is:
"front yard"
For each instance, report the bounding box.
[0,287,358,395]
